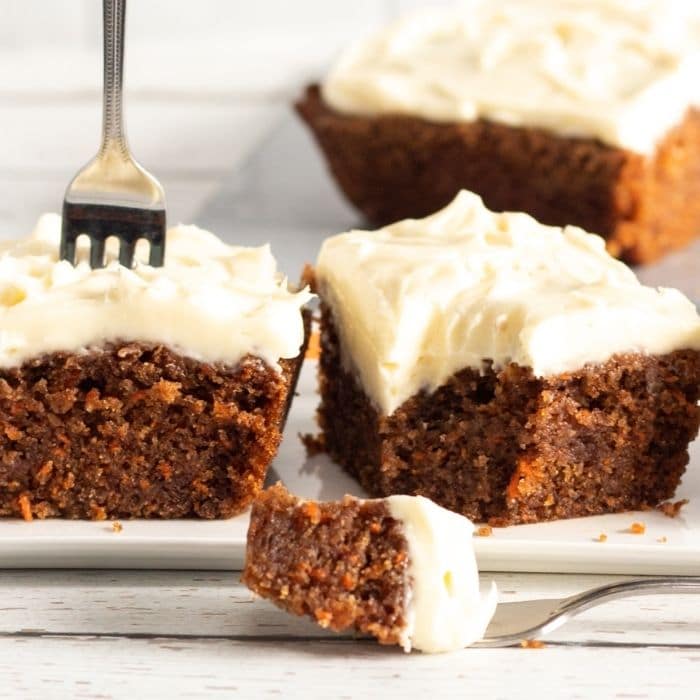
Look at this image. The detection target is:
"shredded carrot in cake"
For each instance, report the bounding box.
[369,521,382,534]
[18,494,32,522]
[341,573,356,591]
[4,425,22,441]
[300,501,322,525]
[393,551,407,565]
[305,330,321,360]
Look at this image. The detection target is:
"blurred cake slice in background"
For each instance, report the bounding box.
[298,0,700,263]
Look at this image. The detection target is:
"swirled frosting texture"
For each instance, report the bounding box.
[322,0,700,152]
[316,191,700,415]
[0,214,312,369]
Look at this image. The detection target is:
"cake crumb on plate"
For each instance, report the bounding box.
[656,499,689,518]
[520,639,546,649]
[300,432,326,457]
[629,522,646,535]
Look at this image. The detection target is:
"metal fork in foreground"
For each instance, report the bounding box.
[61,0,166,269]
[475,576,700,647]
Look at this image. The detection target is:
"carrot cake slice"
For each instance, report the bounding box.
[242,483,497,653]
[0,215,311,520]
[314,191,700,526]
[298,0,700,263]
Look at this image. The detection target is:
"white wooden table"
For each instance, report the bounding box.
[0,570,698,698]
[0,42,699,700]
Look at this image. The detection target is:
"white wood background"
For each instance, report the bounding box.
[0,2,699,698]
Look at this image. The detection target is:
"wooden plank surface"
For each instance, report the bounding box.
[1,636,698,700]
[0,570,697,700]
[0,570,698,646]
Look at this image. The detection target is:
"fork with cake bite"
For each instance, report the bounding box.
[61,0,166,269]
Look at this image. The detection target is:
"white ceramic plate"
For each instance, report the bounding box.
[0,360,698,573]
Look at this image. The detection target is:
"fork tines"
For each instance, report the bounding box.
[60,202,166,269]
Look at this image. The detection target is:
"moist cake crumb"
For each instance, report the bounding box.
[0,338,309,521]
[243,483,497,653]
[242,483,411,646]
[18,494,32,522]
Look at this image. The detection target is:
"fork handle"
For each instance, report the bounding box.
[100,0,128,158]
[558,576,700,619]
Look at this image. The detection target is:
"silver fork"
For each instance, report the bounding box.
[61,0,166,269]
[475,576,700,647]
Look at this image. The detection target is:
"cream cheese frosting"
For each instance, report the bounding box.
[322,0,700,153]
[386,494,497,653]
[316,190,700,416]
[0,214,312,369]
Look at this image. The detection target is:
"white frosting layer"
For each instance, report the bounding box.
[0,214,312,369]
[386,495,497,653]
[316,191,700,416]
[322,0,700,152]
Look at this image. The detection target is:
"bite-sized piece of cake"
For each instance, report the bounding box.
[314,191,700,526]
[0,215,312,520]
[243,483,497,653]
[297,0,700,263]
